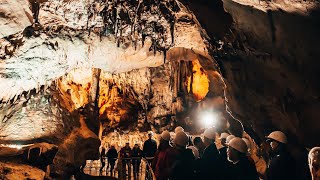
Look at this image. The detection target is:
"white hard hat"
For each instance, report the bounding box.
[188,146,200,159]
[161,130,171,141]
[228,137,248,154]
[148,131,154,136]
[266,131,287,144]
[226,135,235,143]
[242,138,251,151]
[203,127,216,140]
[308,147,320,166]
[220,132,230,139]
[174,131,189,147]
[175,126,184,134]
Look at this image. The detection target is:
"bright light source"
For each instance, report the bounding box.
[200,111,217,128]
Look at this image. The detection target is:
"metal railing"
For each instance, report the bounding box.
[82,157,156,180]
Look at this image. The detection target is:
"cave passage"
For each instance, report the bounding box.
[0,0,319,179]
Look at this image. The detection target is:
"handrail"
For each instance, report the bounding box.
[83,157,156,180]
[141,157,157,180]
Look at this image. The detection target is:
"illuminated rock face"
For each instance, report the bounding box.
[0,0,319,178]
[0,0,220,178]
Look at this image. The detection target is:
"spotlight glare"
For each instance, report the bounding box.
[201,112,217,128]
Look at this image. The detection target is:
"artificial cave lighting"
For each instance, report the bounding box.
[187,59,210,102]
[199,111,218,128]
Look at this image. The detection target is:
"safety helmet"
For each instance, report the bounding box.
[161,130,171,141]
[226,135,235,143]
[174,131,189,147]
[175,126,184,134]
[148,131,154,136]
[203,127,216,140]
[242,138,251,151]
[220,132,230,139]
[309,147,320,166]
[188,146,200,159]
[266,131,287,144]
[228,137,248,154]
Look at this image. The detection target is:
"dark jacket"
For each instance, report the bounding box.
[143,138,157,157]
[106,148,118,163]
[266,147,297,180]
[153,140,171,180]
[227,156,259,180]
[131,147,142,164]
[219,146,228,162]
[163,146,195,180]
[198,143,226,180]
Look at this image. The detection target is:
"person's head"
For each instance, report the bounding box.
[220,132,230,147]
[226,135,235,144]
[266,131,287,151]
[193,136,203,146]
[125,142,130,148]
[242,138,252,153]
[161,130,171,142]
[111,144,115,149]
[227,137,248,163]
[148,131,154,139]
[134,143,139,149]
[203,127,216,147]
[173,131,189,149]
[309,147,320,180]
[174,126,184,134]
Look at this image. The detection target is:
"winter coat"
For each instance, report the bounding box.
[143,138,157,158]
[162,146,195,180]
[266,147,297,180]
[227,156,259,180]
[152,141,171,180]
[106,148,118,164]
[198,143,226,180]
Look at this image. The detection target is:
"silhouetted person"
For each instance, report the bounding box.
[120,142,131,178]
[143,131,157,164]
[265,131,296,180]
[106,145,118,176]
[193,136,205,158]
[219,132,230,162]
[152,130,171,180]
[99,146,106,175]
[131,144,142,179]
[226,137,258,180]
[162,131,195,179]
[198,127,226,180]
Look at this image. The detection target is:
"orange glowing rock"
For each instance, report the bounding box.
[187,60,210,102]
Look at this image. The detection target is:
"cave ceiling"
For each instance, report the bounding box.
[0,0,228,145]
[0,0,320,164]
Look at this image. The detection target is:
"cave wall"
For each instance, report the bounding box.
[182,0,320,148]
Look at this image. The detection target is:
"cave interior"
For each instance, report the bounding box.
[0,0,320,179]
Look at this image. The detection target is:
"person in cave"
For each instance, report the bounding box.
[99,145,107,175]
[120,142,132,178]
[106,145,118,176]
[131,143,142,179]
[218,132,230,162]
[162,131,196,179]
[193,136,205,158]
[142,131,157,164]
[152,130,171,180]
[197,127,226,179]
[265,131,297,180]
[226,137,259,180]
[308,147,320,180]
